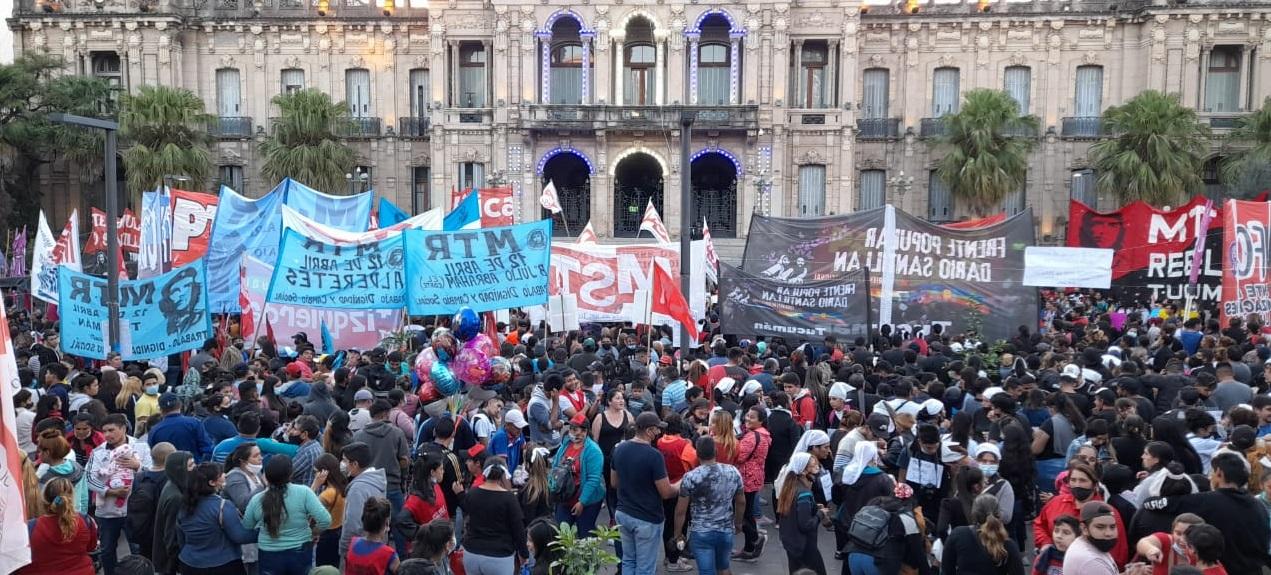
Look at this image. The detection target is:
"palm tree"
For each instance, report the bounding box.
[261,89,356,195]
[1220,97,1271,199]
[1089,90,1209,207]
[119,85,215,194]
[934,89,1039,216]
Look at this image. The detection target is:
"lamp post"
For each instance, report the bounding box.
[48,112,122,351]
[752,175,771,215]
[346,167,369,196]
[679,111,694,348]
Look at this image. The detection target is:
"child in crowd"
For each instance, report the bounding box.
[345,497,401,575]
[1034,515,1080,575]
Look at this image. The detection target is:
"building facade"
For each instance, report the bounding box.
[8,0,1271,250]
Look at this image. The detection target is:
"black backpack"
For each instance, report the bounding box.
[127,470,166,538]
[549,456,579,504]
[846,505,893,551]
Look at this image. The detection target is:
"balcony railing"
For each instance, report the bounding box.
[17,0,429,16]
[336,117,381,138]
[398,117,431,138]
[1001,124,1039,138]
[210,116,253,138]
[1208,115,1243,130]
[856,118,901,140]
[1061,117,1105,139]
[521,105,759,131]
[920,117,948,138]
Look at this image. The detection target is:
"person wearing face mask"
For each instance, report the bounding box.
[223,442,266,572]
[973,444,1015,527]
[1062,501,1150,575]
[401,519,458,575]
[1034,462,1129,566]
[136,370,164,423]
[1175,451,1271,575]
[243,454,332,575]
[1134,513,1204,575]
[177,462,257,575]
[897,423,954,529]
[776,452,830,575]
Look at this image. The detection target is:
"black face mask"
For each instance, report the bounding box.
[1088,536,1117,553]
[1070,486,1094,501]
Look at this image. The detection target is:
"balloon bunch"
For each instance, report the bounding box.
[415,306,500,400]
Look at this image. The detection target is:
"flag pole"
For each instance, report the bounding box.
[647,259,655,352]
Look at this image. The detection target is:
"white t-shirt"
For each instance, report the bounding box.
[472,412,497,439]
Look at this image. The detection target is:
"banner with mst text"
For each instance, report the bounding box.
[57,260,213,360]
[1221,200,1271,324]
[404,219,553,315]
[1067,196,1226,309]
[741,206,1035,341]
[719,262,869,340]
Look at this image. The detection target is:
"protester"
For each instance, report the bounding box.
[22,477,98,575]
[460,460,526,575]
[176,462,257,575]
[242,455,331,575]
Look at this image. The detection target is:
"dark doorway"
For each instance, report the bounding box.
[690,152,737,238]
[613,153,664,238]
[541,152,591,237]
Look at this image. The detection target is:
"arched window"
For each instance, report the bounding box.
[624,43,656,105]
[458,43,486,107]
[550,42,584,104]
[798,42,829,109]
[698,43,730,105]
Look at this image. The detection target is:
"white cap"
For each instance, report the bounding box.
[921,398,945,417]
[740,380,763,396]
[1061,364,1083,380]
[828,381,855,400]
[504,408,528,429]
[974,443,1002,460]
[983,386,1006,401]
[949,342,965,353]
[716,377,738,394]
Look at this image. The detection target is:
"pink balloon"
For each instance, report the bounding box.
[470,333,496,357]
[454,339,492,385]
[414,347,437,385]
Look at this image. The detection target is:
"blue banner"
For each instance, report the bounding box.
[285,178,373,232]
[58,261,213,360]
[207,184,286,312]
[379,197,409,228]
[266,228,406,309]
[404,219,553,315]
[443,188,480,231]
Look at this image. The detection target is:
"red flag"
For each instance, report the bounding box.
[264,313,276,348]
[651,262,699,340]
[238,261,255,343]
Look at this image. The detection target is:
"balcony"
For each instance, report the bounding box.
[210,116,253,139]
[920,117,948,138]
[398,117,431,138]
[1001,124,1039,139]
[1207,115,1243,130]
[1061,117,1105,139]
[521,105,758,132]
[16,0,430,16]
[336,117,382,138]
[856,118,901,140]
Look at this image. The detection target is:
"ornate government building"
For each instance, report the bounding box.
[7,0,1271,250]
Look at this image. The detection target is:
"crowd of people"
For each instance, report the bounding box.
[15,289,1271,575]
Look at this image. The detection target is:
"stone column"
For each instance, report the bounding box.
[482,39,493,107]
[581,34,592,104]
[450,40,460,107]
[1239,44,1252,111]
[593,30,610,104]
[654,31,667,105]
[538,32,551,103]
[1198,48,1211,111]
[792,39,804,108]
[612,30,626,105]
[689,37,700,104]
[826,40,838,108]
[729,36,740,105]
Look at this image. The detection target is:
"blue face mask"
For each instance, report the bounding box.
[979,463,999,477]
[145,385,159,396]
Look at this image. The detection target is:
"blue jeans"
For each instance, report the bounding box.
[258,543,314,575]
[846,553,881,575]
[96,515,130,575]
[387,490,406,552]
[616,509,663,575]
[554,501,603,537]
[689,530,733,575]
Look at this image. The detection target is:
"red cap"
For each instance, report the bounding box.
[659,354,674,366]
[285,362,304,377]
[467,443,486,459]
[569,412,589,427]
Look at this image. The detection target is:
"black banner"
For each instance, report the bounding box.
[741,206,1036,341]
[719,263,869,340]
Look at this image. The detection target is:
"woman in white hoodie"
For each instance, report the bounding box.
[15,389,36,458]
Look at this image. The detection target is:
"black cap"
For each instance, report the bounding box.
[635,412,667,430]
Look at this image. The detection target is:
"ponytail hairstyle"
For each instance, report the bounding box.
[37,427,71,462]
[184,463,223,515]
[42,477,79,542]
[971,494,1009,564]
[261,454,294,538]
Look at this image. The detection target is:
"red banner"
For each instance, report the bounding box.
[86,208,142,255]
[1067,196,1225,306]
[1221,200,1271,324]
[169,189,219,267]
[480,187,515,228]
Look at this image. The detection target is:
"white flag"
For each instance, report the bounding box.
[702,218,720,283]
[539,180,562,214]
[577,220,599,245]
[55,209,81,271]
[0,296,31,574]
[639,198,671,243]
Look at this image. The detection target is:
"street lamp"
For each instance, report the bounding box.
[48,112,122,351]
[486,170,507,187]
[752,175,771,215]
[346,168,369,195]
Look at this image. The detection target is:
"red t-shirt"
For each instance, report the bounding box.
[564,442,584,506]
[22,514,98,575]
[404,485,450,524]
[561,389,587,415]
[1148,533,1196,575]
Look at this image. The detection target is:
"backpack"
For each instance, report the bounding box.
[126,470,166,537]
[548,456,579,504]
[846,505,893,551]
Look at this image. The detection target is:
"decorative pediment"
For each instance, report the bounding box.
[460,148,489,163]
[857,157,884,170]
[284,56,303,68]
[220,148,244,165]
[795,148,829,165]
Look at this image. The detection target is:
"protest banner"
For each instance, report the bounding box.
[550,242,686,324]
[741,205,1035,341]
[719,262,870,339]
[170,189,219,268]
[0,296,30,575]
[480,187,515,228]
[31,210,81,304]
[1067,195,1227,307]
[138,189,173,278]
[58,260,213,360]
[87,208,140,255]
[281,205,441,242]
[1023,246,1114,289]
[1221,200,1271,323]
[266,228,406,309]
[404,219,553,314]
[241,256,402,350]
[284,178,374,232]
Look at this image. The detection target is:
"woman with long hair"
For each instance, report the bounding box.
[460,460,527,575]
[259,376,288,422]
[20,452,43,520]
[243,455,331,575]
[311,453,348,568]
[22,477,98,575]
[519,447,552,524]
[940,495,1024,574]
[776,452,828,575]
[322,411,353,456]
[1151,416,1203,475]
[1033,462,1128,565]
[224,442,264,572]
[525,518,561,575]
[1112,414,1149,475]
[35,394,63,433]
[400,454,449,554]
[113,373,142,430]
[709,410,738,465]
[178,463,257,575]
[997,420,1035,547]
[937,466,984,541]
[1132,441,1177,502]
[405,519,457,574]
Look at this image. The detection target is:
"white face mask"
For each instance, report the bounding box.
[247,463,262,475]
[340,461,349,474]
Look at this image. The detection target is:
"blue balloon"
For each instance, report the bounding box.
[431,359,461,396]
[453,307,481,341]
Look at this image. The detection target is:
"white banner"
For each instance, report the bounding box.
[0,297,30,574]
[1023,246,1114,289]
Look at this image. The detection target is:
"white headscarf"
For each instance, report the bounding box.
[775,452,815,496]
[793,429,830,456]
[840,441,879,486]
[828,381,854,401]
